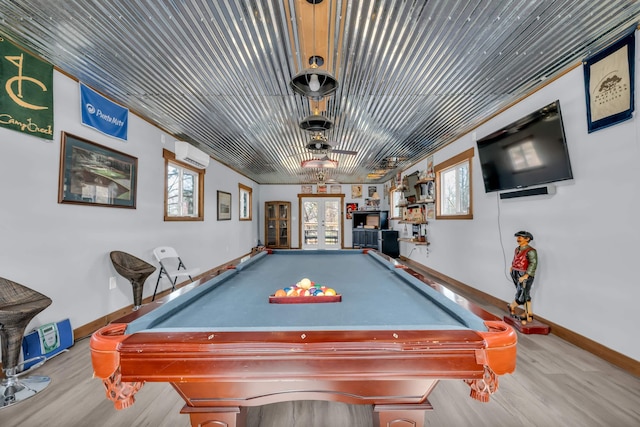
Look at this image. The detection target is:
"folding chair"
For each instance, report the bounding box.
[152,246,200,301]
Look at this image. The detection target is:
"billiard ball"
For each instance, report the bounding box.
[286,287,298,296]
[299,278,312,289]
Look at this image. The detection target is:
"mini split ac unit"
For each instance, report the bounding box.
[175,140,210,169]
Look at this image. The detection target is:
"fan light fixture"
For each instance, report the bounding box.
[301,156,338,169]
[290,64,338,99]
[299,113,333,132]
[289,0,338,100]
[306,133,332,151]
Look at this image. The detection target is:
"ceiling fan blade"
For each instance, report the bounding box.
[332,149,358,155]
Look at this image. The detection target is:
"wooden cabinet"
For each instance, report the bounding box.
[351,211,398,257]
[353,229,376,249]
[265,201,290,248]
[351,211,388,230]
[352,229,399,257]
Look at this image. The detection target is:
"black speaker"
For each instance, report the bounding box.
[499,186,553,199]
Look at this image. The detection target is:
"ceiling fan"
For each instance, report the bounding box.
[305,133,357,155]
[316,171,337,184]
[301,154,338,169]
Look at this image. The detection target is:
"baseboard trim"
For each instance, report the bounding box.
[70,253,638,377]
[73,252,251,341]
[398,256,639,377]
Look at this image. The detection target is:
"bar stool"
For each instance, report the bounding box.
[109,251,156,310]
[0,277,52,408]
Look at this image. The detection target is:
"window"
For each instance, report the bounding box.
[435,147,473,220]
[163,149,204,221]
[390,189,403,219]
[238,183,252,220]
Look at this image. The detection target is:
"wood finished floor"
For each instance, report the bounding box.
[1,311,638,426]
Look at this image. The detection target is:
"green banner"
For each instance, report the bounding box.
[0,36,53,139]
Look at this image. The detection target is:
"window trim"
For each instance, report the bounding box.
[435,147,474,220]
[163,148,205,221]
[238,183,252,221]
[389,188,403,219]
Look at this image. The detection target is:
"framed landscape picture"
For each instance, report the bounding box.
[58,132,137,208]
[217,190,231,220]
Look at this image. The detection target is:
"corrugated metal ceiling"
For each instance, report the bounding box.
[1,1,638,184]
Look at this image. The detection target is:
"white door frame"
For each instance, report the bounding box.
[298,194,345,250]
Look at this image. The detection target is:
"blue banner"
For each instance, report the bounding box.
[80,83,128,140]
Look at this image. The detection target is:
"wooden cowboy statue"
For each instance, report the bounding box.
[508,231,538,325]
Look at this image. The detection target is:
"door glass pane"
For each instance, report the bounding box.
[303,201,318,246]
[324,200,339,246]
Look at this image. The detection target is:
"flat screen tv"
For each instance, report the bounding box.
[476,100,573,193]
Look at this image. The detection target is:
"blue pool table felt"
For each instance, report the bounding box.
[127,250,487,333]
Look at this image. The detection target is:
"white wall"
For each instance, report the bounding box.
[393,58,640,361]
[0,71,258,333]
[4,47,637,364]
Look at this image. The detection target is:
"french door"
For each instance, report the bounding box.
[300,196,342,250]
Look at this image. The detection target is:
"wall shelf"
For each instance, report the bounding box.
[398,238,429,245]
[415,178,435,184]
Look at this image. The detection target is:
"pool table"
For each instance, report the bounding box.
[91,249,516,427]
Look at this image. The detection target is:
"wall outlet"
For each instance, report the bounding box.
[109,277,117,290]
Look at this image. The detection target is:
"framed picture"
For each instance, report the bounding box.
[584,27,635,133]
[317,184,327,194]
[217,190,231,220]
[301,185,313,194]
[365,198,380,209]
[351,184,362,198]
[238,183,252,221]
[330,184,342,194]
[58,132,137,208]
[346,203,358,219]
[426,155,435,178]
[426,202,436,220]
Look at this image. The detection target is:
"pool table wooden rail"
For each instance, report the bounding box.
[90,249,517,427]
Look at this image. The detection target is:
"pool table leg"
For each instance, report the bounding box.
[181,405,247,427]
[373,402,433,427]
